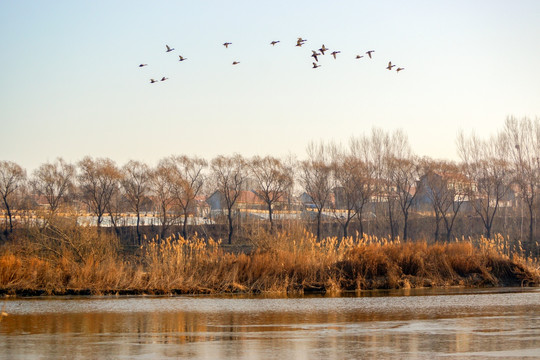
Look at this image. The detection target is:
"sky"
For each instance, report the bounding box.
[1,1,540,172]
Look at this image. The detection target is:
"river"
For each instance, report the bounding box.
[1,287,539,359]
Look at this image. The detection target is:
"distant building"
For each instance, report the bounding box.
[206,190,265,213]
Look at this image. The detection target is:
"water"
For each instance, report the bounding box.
[1,288,539,359]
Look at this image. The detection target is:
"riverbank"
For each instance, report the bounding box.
[1,225,539,296]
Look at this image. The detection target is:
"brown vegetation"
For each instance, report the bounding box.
[0,223,538,296]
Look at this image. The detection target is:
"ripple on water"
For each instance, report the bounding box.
[1,288,539,360]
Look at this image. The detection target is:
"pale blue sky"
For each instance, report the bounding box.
[1,1,539,171]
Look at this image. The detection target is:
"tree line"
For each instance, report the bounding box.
[1,117,539,256]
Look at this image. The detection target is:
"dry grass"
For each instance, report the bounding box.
[0,225,539,295]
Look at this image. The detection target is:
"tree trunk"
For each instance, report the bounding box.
[483,199,500,240]
[136,212,141,245]
[403,211,409,241]
[434,212,440,242]
[528,203,534,247]
[343,216,351,238]
[356,203,366,239]
[182,212,189,239]
[3,197,13,234]
[7,207,13,233]
[268,202,274,232]
[388,201,396,240]
[160,204,168,240]
[109,211,120,236]
[358,213,364,239]
[316,209,322,240]
[445,229,452,242]
[227,207,234,245]
[485,207,498,239]
[443,205,461,243]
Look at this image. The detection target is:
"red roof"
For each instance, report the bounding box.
[236,191,265,205]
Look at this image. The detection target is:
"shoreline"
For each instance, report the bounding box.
[1,283,538,298]
[2,271,537,298]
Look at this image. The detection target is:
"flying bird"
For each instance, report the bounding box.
[355,55,364,59]
[311,50,321,62]
[312,62,321,69]
[139,64,148,67]
[296,37,307,47]
[386,61,396,70]
[166,45,174,52]
[178,55,187,61]
[232,61,240,65]
[396,67,405,73]
[160,77,169,81]
[330,51,341,59]
[270,40,280,46]
[319,44,328,55]
[366,50,375,58]
[150,79,158,83]
[223,42,232,48]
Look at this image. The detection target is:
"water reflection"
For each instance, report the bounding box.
[1,288,539,359]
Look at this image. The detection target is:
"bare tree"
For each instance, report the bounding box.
[457,131,511,238]
[166,155,207,239]
[502,116,540,247]
[248,156,293,232]
[381,130,419,240]
[388,156,421,241]
[31,158,75,216]
[0,161,26,234]
[359,129,405,240]
[78,157,121,229]
[349,137,377,237]
[210,154,246,244]
[330,145,361,238]
[300,142,332,240]
[120,160,150,244]
[420,159,467,241]
[150,160,177,239]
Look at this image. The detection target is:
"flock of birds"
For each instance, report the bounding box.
[139,37,405,83]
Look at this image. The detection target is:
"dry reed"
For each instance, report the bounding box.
[0,225,538,295]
